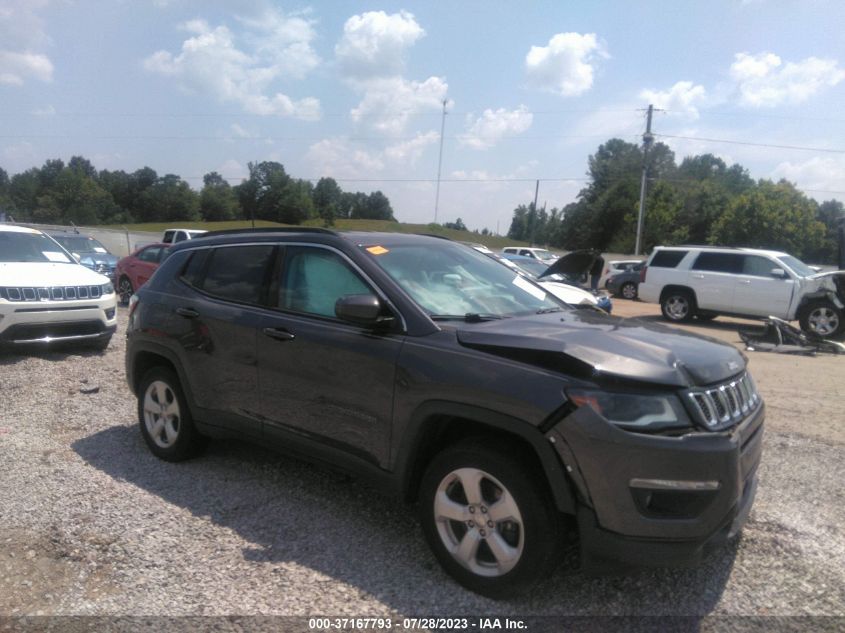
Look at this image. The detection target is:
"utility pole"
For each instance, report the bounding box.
[434,99,448,224]
[634,104,655,256]
[530,179,540,246]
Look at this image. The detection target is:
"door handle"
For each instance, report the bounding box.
[175,307,199,318]
[692,274,705,279]
[262,327,295,342]
[739,279,751,284]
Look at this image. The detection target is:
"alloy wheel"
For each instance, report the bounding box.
[143,380,181,449]
[808,306,840,337]
[433,467,524,577]
[666,295,690,320]
[622,282,637,300]
[118,278,133,304]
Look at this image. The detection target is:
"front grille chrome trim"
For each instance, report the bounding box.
[685,373,760,429]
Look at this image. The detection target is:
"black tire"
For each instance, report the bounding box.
[661,289,696,322]
[418,439,564,598]
[137,366,206,462]
[118,276,134,306]
[798,300,844,338]
[620,282,638,300]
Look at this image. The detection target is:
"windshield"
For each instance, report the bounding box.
[363,241,564,318]
[53,236,108,254]
[777,254,815,278]
[0,232,74,263]
[533,249,556,262]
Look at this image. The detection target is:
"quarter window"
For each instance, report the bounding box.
[201,245,275,305]
[691,252,743,274]
[649,250,688,268]
[280,247,371,318]
[137,246,162,263]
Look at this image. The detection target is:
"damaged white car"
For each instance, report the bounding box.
[639,246,845,338]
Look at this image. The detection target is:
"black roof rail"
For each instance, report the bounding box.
[664,244,742,250]
[199,226,338,238]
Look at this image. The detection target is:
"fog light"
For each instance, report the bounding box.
[105,308,116,319]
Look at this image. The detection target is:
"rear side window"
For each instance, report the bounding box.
[649,250,688,268]
[180,249,210,288]
[201,245,276,305]
[692,252,743,274]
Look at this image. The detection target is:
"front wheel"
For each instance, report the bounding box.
[661,290,695,322]
[799,300,844,338]
[418,440,563,598]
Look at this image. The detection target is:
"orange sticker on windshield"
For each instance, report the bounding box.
[366,245,389,255]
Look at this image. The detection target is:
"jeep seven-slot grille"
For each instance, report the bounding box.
[1,286,103,302]
[685,373,761,429]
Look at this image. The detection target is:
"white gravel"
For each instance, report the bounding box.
[1,308,844,620]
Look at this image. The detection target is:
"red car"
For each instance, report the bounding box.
[116,243,171,304]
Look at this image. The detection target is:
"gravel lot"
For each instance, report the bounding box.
[1,301,844,622]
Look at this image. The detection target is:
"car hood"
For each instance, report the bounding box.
[0,262,110,287]
[538,249,599,279]
[455,311,746,388]
[539,280,598,306]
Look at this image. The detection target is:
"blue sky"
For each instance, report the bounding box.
[2,0,844,231]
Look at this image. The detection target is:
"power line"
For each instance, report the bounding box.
[654,133,845,154]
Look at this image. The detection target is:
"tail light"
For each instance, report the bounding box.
[640,265,648,283]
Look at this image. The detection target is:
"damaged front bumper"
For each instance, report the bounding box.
[546,401,764,572]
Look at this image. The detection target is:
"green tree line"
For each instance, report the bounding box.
[507,138,844,263]
[0,157,395,227]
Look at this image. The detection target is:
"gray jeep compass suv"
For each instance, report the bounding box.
[125,229,764,597]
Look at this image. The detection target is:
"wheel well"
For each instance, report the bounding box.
[132,351,177,393]
[659,285,696,305]
[403,415,559,508]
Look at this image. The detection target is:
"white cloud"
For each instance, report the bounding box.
[384,131,440,164]
[0,51,53,84]
[730,52,845,107]
[335,10,425,79]
[639,81,707,118]
[460,106,533,150]
[525,32,606,97]
[0,1,53,86]
[349,76,448,135]
[306,137,386,179]
[143,12,321,119]
[772,156,845,195]
[32,104,55,116]
[217,159,248,181]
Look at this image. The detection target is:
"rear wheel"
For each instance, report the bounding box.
[799,300,844,338]
[418,440,563,598]
[137,367,206,461]
[620,282,638,300]
[661,290,696,322]
[118,276,134,305]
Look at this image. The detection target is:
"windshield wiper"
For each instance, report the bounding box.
[430,313,505,322]
[536,307,565,314]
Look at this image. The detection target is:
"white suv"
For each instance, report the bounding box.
[639,246,845,338]
[0,225,117,349]
[162,228,207,244]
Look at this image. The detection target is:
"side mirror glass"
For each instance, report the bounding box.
[335,294,391,327]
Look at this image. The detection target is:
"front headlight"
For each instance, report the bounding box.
[101,282,115,295]
[567,389,691,431]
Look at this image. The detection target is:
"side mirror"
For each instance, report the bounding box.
[335,294,392,327]
[770,268,787,278]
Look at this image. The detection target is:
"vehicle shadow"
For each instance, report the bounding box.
[632,314,755,339]
[0,346,108,365]
[73,424,738,617]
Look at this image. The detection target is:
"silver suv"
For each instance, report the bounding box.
[638,246,845,338]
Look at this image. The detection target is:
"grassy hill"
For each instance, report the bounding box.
[112,218,530,250]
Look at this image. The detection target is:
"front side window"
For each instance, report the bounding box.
[364,241,562,318]
[649,250,688,268]
[777,255,815,278]
[201,245,275,305]
[742,255,779,277]
[691,252,743,274]
[279,247,371,318]
[0,231,73,263]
